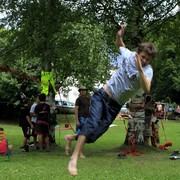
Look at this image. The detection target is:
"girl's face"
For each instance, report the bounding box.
[138,51,151,67]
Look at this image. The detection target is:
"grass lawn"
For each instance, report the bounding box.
[0,115,180,180]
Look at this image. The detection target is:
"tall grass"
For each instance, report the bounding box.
[0,116,180,180]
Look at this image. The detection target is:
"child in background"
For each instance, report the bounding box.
[151,112,160,147]
[19,99,34,152]
[30,94,40,150]
[0,127,13,155]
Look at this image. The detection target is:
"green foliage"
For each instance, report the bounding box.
[53,18,111,89]
[0,0,179,105]
[0,71,40,106]
[1,1,71,67]
[150,14,180,103]
[0,72,21,105]
[71,0,179,47]
[0,27,12,64]
[0,0,111,91]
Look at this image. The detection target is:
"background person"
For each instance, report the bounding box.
[19,99,34,152]
[163,103,169,120]
[124,89,145,145]
[35,93,50,152]
[151,112,160,147]
[75,86,90,134]
[65,86,90,158]
[156,102,162,119]
[0,127,13,155]
[30,94,40,150]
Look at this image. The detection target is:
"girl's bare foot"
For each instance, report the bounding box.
[64,135,71,155]
[68,159,78,176]
[65,148,70,156]
[79,153,86,158]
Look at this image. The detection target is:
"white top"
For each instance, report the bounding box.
[30,103,37,123]
[106,47,153,105]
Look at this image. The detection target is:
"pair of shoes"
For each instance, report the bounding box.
[34,146,39,150]
[117,154,127,159]
[34,145,39,150]
[21,145,29,152]
[46,149,50,152]
[65,148,70,156]
[171,151,180,156]
[25,144,29,152]
[29,142,34,147]
[170,156,180,160]
[21,146,26,152]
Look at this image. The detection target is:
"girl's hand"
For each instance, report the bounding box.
[76,121,80,126]
[117,25,126,37]
[31,124,34,129]
[135,54,142,71]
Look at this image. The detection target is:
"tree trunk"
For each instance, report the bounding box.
[124,92,156,146]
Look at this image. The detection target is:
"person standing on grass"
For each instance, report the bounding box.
[64,86,90,157]
[67,25,157,176]
[75,86,90,135]
[124,89,145,145]
[151,112,160,147]
[163,103,169,120]
[35,93,50,152]
[156,102,162,119]
[30,94,40,150]
[19,99,34,152]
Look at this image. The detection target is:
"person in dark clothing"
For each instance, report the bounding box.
[75,86,90,134]
[19,99,34,152]
[35,93,50,152]
[64,86,90,157]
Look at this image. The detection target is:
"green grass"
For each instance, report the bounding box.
[0,116,180,180]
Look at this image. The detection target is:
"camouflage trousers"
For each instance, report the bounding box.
[126,118,145,145]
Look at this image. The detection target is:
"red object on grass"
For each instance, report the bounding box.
[159,142,172,150]
[119,138,144,156]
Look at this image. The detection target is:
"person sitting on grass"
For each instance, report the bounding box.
[67,25,157,176]
[0,127,13,155]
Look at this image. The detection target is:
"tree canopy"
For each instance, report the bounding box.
[0,0,179,107]
[150,14,180,103]
[67,0,178,47]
